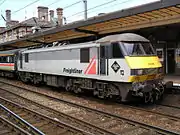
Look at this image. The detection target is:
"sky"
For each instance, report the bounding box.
[0,0,160,27]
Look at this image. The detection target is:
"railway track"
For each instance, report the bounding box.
[0,80,179,135]
[157,103,180,110]
[0,96,91,135]
[0,116,30,135]
[0,88,136,135]
[0,90,117,135]
[0,103,44,135]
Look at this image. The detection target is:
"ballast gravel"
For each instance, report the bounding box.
[0,78,180,133]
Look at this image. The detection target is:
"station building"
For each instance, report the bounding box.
[0,0,180,76]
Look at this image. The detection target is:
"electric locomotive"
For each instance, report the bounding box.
[15,33,172,103]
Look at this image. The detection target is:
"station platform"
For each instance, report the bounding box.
[164,75,180,88]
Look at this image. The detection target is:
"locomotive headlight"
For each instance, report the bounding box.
[137,69,143,75]
[131,69,144,75]
[131,68,160,75]
[158,67,163,73]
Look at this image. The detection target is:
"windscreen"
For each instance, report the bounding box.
[122,42,156,56]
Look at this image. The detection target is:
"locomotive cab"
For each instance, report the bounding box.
[97,33,168,103]
[122,41,165,103]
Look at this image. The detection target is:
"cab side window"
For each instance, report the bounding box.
[80,48,89,63]
[25,53,29,63]
[112,42,124,58]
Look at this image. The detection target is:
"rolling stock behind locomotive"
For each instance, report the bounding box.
[0,33,172,103]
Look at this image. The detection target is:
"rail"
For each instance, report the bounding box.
[0,79,180,135]
[0,103,45,135]
[0,116,31,135]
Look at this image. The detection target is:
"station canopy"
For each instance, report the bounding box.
[1,0,180,48]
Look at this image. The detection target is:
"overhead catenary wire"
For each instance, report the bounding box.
[0,0,44,23]
[10,0,132,23]
[33,1,83,19]
[0,0,7,6]
[66,0,118,18]
[29,1,82,20]
[66,0,134,19]
[12,0,42,15]
[0,0,135,25]
[9,0,81,18]
[79,0,156,19]
[37,1,82,24]
[0,0,7,23]
[63,0,82,10]
[87,0,133,16]
[39,0,134,23]
[0,0,82,26]
[0,0,42,22]
[46,0,63,7]
[1,0,60,18]
[48,0,82,10]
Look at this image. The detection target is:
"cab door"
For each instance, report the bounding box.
[167,49,175,73]
[99,45,109,75]
[19,53,23,69]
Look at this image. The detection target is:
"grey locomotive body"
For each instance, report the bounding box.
[0,33,172,103]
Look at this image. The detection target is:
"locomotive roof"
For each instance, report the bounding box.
[22,42,98,53]
[0,48,22,55]
[96,33,149,43]
[22,33,150,53]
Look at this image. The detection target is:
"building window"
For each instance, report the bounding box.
[80,48,89,63]
[25,53,29,63]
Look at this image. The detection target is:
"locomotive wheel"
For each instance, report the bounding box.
[74,87,81,94]
[21,76,29,83]
[152,88,161,103]
[107,84,121,101]
[65,79,73,92]
[97,90,107,99]
[154,92,159,101]
[93,89,99,97]
[98,91,105,99]
[157,83,164,96]
[73,88,78,94]
[65,85,71,91]
[144,92,151,103]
